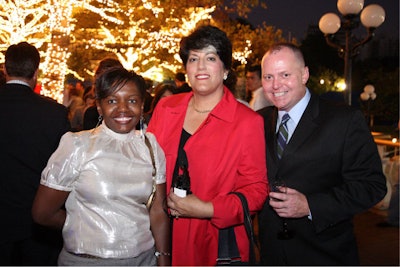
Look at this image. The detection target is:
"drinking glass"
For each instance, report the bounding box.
[270,178,294,240]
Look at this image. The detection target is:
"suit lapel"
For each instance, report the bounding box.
[266,108,279,163]
[284,94,320,157]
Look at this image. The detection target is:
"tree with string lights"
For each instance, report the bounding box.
[0,0,50,53]
[0,0,284,103]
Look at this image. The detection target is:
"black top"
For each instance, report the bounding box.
[173,129,191,179]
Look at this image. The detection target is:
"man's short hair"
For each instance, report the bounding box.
[5,42,40,79]
[246,65,262,79]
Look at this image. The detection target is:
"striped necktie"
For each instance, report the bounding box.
[277,113,290,159]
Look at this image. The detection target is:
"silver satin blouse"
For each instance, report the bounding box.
[40,123,166,258]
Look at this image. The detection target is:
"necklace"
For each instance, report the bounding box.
[192,99,213,114]
[193,106,212,114]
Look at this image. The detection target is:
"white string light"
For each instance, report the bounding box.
[0,1,238,102]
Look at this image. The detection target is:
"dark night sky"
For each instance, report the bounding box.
[246,0,399,41]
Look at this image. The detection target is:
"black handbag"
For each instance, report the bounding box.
[216,192,257,265]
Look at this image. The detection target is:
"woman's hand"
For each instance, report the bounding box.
[167,192,213,219]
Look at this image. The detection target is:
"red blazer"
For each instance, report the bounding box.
[147,87,268,266]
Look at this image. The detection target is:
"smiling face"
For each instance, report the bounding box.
[185,45,227,96]
[261,46,309,112]
[97,81,143,134]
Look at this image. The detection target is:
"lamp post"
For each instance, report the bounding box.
[318,0,385,106]
[360,84,377,128]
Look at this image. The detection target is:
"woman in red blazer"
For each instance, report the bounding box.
[147,25,268,266]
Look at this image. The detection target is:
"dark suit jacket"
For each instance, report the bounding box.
[257,93,386,265]
[0,83,71,243]
[175,82,192,94]
[83,105,99,130]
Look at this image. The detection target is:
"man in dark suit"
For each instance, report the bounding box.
[0,42,71,265]
[174,72,192,94]
[257,43,386,265]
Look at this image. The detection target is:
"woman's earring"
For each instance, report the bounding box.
[223,73,228,80]
[95,115,103,128]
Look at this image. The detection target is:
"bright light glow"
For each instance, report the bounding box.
[361,84,377,101]
[319,13,341,34]
[0,0,51,59]
[40,0,73,103]
[361,4,385,28]
[233,39,252,65]
[141,66,164,83]
[336,79,346,91]
[0,0,126,103]
[360,91,370,100]
[0,2,250,103]
[337,0,364,16]
[364,84,375,94]
[320,79,325,85]
[89,5,216,80]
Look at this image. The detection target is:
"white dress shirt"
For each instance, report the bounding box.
[249,87,273,111]
[277,88,311,142]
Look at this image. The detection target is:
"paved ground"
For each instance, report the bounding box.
[354,208,399,266]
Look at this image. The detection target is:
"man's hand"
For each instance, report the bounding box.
[269,187,310,218]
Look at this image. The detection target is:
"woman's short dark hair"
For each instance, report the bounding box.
[179,25,232,70]
[95,67,146,101]
[94,58,124,80]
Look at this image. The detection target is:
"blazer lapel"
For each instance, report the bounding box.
[266,108,280,166]
[284,94,320,157]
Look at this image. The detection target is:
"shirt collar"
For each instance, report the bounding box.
[277,88,311,127]
[253,86,263,95]
[164,86,239,123]
[209,86,239,123]
[7,80,31,88]
[99,122,137,141]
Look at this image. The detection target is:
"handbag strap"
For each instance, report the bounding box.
[230,192,257,265]
[144,135,157,210]
[217,192,257,265]
[144,135,156,177]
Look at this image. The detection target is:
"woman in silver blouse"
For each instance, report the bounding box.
[32,67,170,266]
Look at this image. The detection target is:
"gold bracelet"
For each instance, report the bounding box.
[155,251,171,258]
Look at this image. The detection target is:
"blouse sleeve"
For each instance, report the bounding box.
[146,132,166,185]
[40,132,83,191]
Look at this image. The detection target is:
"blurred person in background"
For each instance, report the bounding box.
[223,70,250,107]
[0,41,70,265]
[0,68,6,86]
[63,83,84,122]
[143,78,154,114]
[144,82,175,124]
[75,80,85,98]
[70,86,96,131]
[174,71,192,94]
[246,64,272,111]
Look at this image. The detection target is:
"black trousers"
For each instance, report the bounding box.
[0,227,62,266]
